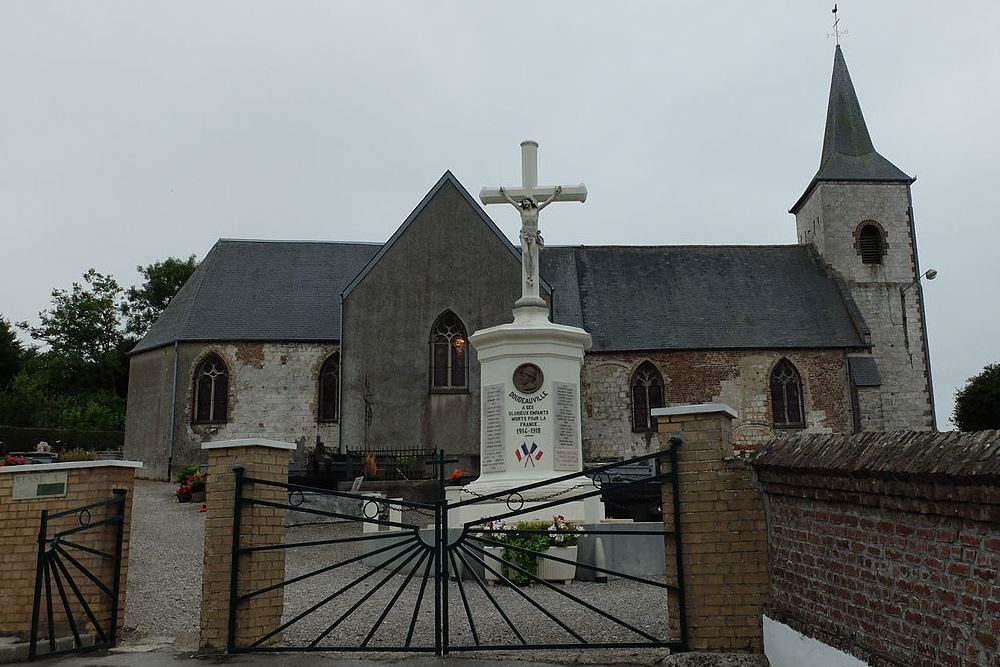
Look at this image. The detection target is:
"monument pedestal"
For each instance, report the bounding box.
[463,304,592,503]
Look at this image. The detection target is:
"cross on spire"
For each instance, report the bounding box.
[828,4,848,45]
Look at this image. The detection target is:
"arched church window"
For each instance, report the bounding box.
[193,353,229,424]
[318,352,339,422]
[430,311,467,390]
[631,361,664,432]
[770,358,805,428]
[857,222,885,264]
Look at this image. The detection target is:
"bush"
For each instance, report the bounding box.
[59,448,95,462]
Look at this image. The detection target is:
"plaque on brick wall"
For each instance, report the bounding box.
[481,383,507,473]
[552,381,580,471]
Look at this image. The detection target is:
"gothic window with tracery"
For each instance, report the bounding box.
[318,352,339,422]
[631,361,665,432]
[193,353,229,424]
[771,358,805,428]
[430,311,467,390]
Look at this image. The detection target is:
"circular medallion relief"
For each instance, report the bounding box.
[512,363,544,394]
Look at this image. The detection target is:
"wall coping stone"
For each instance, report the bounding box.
[201,437,297,451]
[0,460,143,474]
[752,430,1000,480]
[652,403,739,419]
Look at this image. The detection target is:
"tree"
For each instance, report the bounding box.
[953,363,1000,431]
[24,269,125,365]
[123,255,198,336]
[0,316,22,390]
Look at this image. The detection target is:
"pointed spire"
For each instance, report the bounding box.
[791,45,912,213]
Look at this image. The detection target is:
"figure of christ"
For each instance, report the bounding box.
[499,185,562,285]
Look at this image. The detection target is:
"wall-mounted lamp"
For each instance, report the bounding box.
[901,268,938,294]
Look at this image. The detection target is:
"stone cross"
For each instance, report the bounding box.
[480,140,587,309]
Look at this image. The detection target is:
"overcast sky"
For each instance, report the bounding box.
[1,2,997,428]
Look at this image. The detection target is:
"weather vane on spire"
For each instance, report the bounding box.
[827,4,848,45]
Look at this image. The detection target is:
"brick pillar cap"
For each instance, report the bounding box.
[201,438,297,451]
[651,403,739,419]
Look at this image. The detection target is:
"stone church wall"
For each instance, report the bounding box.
[581,348,853,460]
[124,345,175,479]
[125,341,339,480]
[340,178,524,473]
[796,181,935,431]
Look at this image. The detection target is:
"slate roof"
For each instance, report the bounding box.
[848,355,882,387]
[790,46,912,213]
[133,240,866,355]
[131,240,381,354]
[540,245,866,352]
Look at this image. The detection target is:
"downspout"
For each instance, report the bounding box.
[337,292,345,454]
[166,341,179,481]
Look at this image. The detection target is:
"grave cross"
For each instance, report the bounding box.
[480,141,587,309]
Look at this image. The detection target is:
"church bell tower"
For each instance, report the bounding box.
[791,45,935,431]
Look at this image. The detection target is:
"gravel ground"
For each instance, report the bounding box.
[122,482,672,657]
[279,520,671,652]
[123,479,205,649]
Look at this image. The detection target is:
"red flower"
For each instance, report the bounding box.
[448,468,467,482]
[2,454,29,467]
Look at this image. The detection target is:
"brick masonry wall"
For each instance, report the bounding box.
[656,407,770,651]
[753,431,1000,667]
[586,349,853,460]
[200,443,290,650]
[0,464,136,642]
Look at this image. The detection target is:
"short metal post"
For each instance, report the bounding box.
[28,510,48,661]
[227,466,245,652]
[108,490,128,647]
[668,439,688,650]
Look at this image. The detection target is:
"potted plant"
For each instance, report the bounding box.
[537,514,580,584]
[187,472,206,503]
[477,516,580,586]
[176,468,207,503]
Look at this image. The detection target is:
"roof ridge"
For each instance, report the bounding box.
[547,243,804,250]
[217,238,383,246]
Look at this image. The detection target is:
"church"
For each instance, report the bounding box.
[124,45,935,481]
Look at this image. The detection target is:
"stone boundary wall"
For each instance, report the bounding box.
[752,430,1000,667]
[0,461,140,642]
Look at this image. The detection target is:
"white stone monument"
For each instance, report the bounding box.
[457,141,595,518]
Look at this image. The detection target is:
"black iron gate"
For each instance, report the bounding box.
[29,490,128,661]
[229,439,686,655]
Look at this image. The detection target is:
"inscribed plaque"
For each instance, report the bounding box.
[481,383,507,473]
[552,381,580,471]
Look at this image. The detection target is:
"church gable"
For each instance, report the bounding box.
[343,171,549,301]
[339,172,534,460]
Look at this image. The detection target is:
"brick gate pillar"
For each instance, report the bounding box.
[199,438,293,651]
[654,404,769,652]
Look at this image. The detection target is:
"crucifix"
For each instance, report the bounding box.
[480,140,587,309]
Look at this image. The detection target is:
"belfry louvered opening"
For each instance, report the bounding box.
[857,224,885,264]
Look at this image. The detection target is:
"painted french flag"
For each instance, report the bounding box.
[515,443,543,466]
